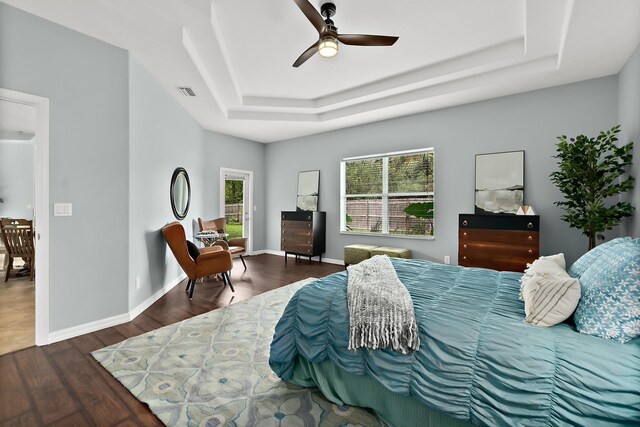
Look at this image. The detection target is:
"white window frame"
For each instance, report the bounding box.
[340,147,435,239]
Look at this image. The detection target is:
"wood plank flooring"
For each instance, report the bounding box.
[0,254,343,426]
[0,268,34,356]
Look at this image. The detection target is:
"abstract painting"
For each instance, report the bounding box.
[475,151,524,214]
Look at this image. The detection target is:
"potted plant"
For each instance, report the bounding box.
[550,125,634,250]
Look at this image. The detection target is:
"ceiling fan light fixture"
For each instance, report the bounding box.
[318,36,338,58]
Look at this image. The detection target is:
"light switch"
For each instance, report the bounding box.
[54,203,73,216]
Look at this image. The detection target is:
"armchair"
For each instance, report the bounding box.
[162,221,234,299]
[198,217,247,270]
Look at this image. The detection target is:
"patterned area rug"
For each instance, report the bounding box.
[92,278,383,426]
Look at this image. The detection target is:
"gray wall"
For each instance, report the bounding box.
[618,43,640,238]
[128,57,267,310]
[0,141,35,219]
[0,3,130,331]
[265,77,619,266]
[128,56,206,310]
[202,132,267,252]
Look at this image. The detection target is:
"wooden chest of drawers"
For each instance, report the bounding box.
[281,211,326,263]
[458,214,539,272]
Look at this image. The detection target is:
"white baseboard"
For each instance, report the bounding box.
[128,273,186,320]
[47,273,186,344]
[261,249,344,266]
[48,312,132,344]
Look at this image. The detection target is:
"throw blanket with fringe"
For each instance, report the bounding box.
[347,255,419,354]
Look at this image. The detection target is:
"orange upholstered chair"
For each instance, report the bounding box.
[162,221,234,299]
[198,217,247,270]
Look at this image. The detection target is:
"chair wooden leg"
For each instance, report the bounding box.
[239,255,247,270]
[188,279,196,299]
[4,258,12,282]
[224,272,235,292]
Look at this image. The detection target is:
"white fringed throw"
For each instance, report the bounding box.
[347,255,420,354]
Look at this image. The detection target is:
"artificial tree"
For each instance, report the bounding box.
[550,125,634,250]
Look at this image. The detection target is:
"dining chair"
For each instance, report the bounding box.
[198,217,248,270]
[0,218,35,282]
[162,221,234,299]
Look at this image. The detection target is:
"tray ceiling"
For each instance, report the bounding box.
[3,0,639,142]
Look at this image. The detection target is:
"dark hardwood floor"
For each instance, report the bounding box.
[0,254,343,426]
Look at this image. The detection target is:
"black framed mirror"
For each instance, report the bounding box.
[170,167,191,220]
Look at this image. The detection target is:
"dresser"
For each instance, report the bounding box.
[458,214,539,272]
[281,211,326,263]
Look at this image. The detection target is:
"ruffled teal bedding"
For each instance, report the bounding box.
[270,258,640,426]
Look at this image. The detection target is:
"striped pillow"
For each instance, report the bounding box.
[520,256,581,327]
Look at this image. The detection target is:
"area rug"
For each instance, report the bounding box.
[92,278,383,426]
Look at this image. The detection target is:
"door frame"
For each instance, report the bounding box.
[0,87,50,345]
[219,167,253,255]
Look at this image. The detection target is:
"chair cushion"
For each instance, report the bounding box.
[369,246,412,259]
[228,246,245,256]
[344,244,378,265]
[573,239,640,343]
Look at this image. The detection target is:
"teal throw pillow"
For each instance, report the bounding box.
[567,237,632,278]
[573,240,640,343]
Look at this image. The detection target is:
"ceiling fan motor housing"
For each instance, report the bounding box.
[321,2,336,19]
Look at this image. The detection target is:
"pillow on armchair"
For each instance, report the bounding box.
[573,239,640,343]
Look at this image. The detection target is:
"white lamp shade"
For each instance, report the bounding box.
[318,37,338,58]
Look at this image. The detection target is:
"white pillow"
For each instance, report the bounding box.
[519,254,580,327]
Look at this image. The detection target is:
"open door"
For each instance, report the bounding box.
[219,168,253,254]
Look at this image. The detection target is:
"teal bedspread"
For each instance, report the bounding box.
[269,258,640,426]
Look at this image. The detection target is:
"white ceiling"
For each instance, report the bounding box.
[3,0,640,143]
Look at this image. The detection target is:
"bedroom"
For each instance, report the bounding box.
[0,0,638,425]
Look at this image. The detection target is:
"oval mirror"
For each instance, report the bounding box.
[170,167,191,220]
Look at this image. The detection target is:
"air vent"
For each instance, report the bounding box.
[177,87,196,97]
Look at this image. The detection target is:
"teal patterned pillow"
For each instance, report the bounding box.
[573,240,640,343]
[568,237,632,278]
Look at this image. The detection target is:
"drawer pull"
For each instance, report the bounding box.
[308,223,311,228]
[528,249,533,254]
[463,256,467,261]
[528,236,533,241]
[463,244,467,249]
[527,222,533,229]
[463,232,467,237]
[307,216,312,220]
[462,220,468,226]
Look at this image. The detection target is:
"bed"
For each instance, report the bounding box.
[269,258,640,426]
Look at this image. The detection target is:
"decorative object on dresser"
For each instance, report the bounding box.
[296,170,320,211]
[475,150,524,215]
[281,211,326,263]
[458,213,539,272]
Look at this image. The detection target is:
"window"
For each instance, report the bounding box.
[340,148,434,238]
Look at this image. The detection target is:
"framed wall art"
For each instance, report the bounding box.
[475,150,524,215]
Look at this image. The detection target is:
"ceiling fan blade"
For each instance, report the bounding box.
[337,34,399,46]
[292,41,320,67]
[292,0,327,35]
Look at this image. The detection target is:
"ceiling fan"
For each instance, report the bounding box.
[292,0,399,67]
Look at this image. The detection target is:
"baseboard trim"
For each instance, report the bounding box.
[47,273,186,344]
[48,312,131,344]
[128,273,186,321]
[261,249,344,266]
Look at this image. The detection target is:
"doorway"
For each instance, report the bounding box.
[0,88,50,349]
[219,168,253,254]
